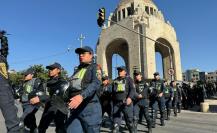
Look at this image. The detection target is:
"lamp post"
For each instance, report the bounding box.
[78,34,85,48]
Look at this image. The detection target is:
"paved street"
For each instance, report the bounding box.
[0,102,217,133]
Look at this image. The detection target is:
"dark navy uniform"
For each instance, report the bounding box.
[164,85,173,120]
[112,76,135,133]
[133,80,152,133]
[176,86,183,113]
[172,86,181,116]
[20,75,44,133]
[38,76,67,133]
[66,62,102,133]
[0,55,21,133]
[97,81,112,121]
[150,79,165,127]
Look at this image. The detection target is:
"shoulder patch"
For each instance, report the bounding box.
[0,63,8,79]
[96,64,102,81]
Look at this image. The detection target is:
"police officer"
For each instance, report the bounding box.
[112,66,135,133]
[66,46,102,133]
[0,30,22,133]
[97,75,112,126]
[164,81,173,120]
[171,81,180,116]
[31,62,67,133]
[149,72,165,127]
[176,83,183,113]
[20,68,44,133]
[133,71,152,133]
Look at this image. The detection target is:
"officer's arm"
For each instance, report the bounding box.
[34,79,48,102]
[81,66,101,99]
[128,77,135,99]
[171,88,174,98]
[161,82,165,93]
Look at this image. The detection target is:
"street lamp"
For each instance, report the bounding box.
[78,34,85,48]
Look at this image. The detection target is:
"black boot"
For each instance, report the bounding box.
[127,122,136,133]
[148,127,152,133]
[134,122,138,133]
[160,109,165,126]
[151,110,156,128]
[167,109,171,120]
[112,124,119,133]
[178,103,181,113]
[30,128,38,133]
[160,120,165,126]
[174,106,178,116]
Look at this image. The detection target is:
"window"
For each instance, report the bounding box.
[150,7,153,15]
[122,9,125,19]
[145,6,149,14]
[118,11,121,21]
[127,7,133,16]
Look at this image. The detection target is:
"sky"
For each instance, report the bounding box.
[0,0,217,76]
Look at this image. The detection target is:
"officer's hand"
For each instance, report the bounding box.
[30,96,40,104]
[126,97,132,105]
[138,94,143,99]
[68,95,83,109]
[158,93,163,97]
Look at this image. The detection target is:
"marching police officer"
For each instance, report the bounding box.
[32,62,67,133]
[112,66,135,133]
[133,71,152,133]
[0,30,22,133]
[164,80,173,120]
[149,72,165,127]
[97,75,112,125]
[176,83,183,113]
[20,68,44,133]
[66,46,102,133]
[171,81,180,116]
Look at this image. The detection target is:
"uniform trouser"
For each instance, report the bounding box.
[66,101,102,133]
[165,98,172,119]
[0,82,21,133]
[38,103,67,133]
[177,98,182,113]
[133,99,152,129]
[101,100,112,118]
[113,101,134,133]
[150,96,165,126]
[172,98,178,115]
[22,104,39,132]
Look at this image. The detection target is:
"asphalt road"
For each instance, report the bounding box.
[1,102,217,133]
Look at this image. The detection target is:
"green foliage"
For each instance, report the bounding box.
[9,64,69,85]
[9,72,23,86]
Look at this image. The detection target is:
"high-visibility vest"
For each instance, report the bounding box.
[70,68,87,91]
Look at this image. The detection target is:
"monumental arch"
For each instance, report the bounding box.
[96,0,182,80]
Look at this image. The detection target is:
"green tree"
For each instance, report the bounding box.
[9,64,69,86]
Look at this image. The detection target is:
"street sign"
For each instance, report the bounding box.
[168,68,174,75]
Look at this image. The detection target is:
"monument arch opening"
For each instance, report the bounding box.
[155,37,175,80]
[105,38,129,79]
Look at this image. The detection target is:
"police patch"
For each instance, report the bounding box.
[0,63,8,79]
[96,64,102,81]
[96,69,102,81]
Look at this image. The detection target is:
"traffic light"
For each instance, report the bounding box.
[0,30,9,59]
[97,7,105,27]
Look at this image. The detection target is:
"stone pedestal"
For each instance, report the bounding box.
[200,102,209,113]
